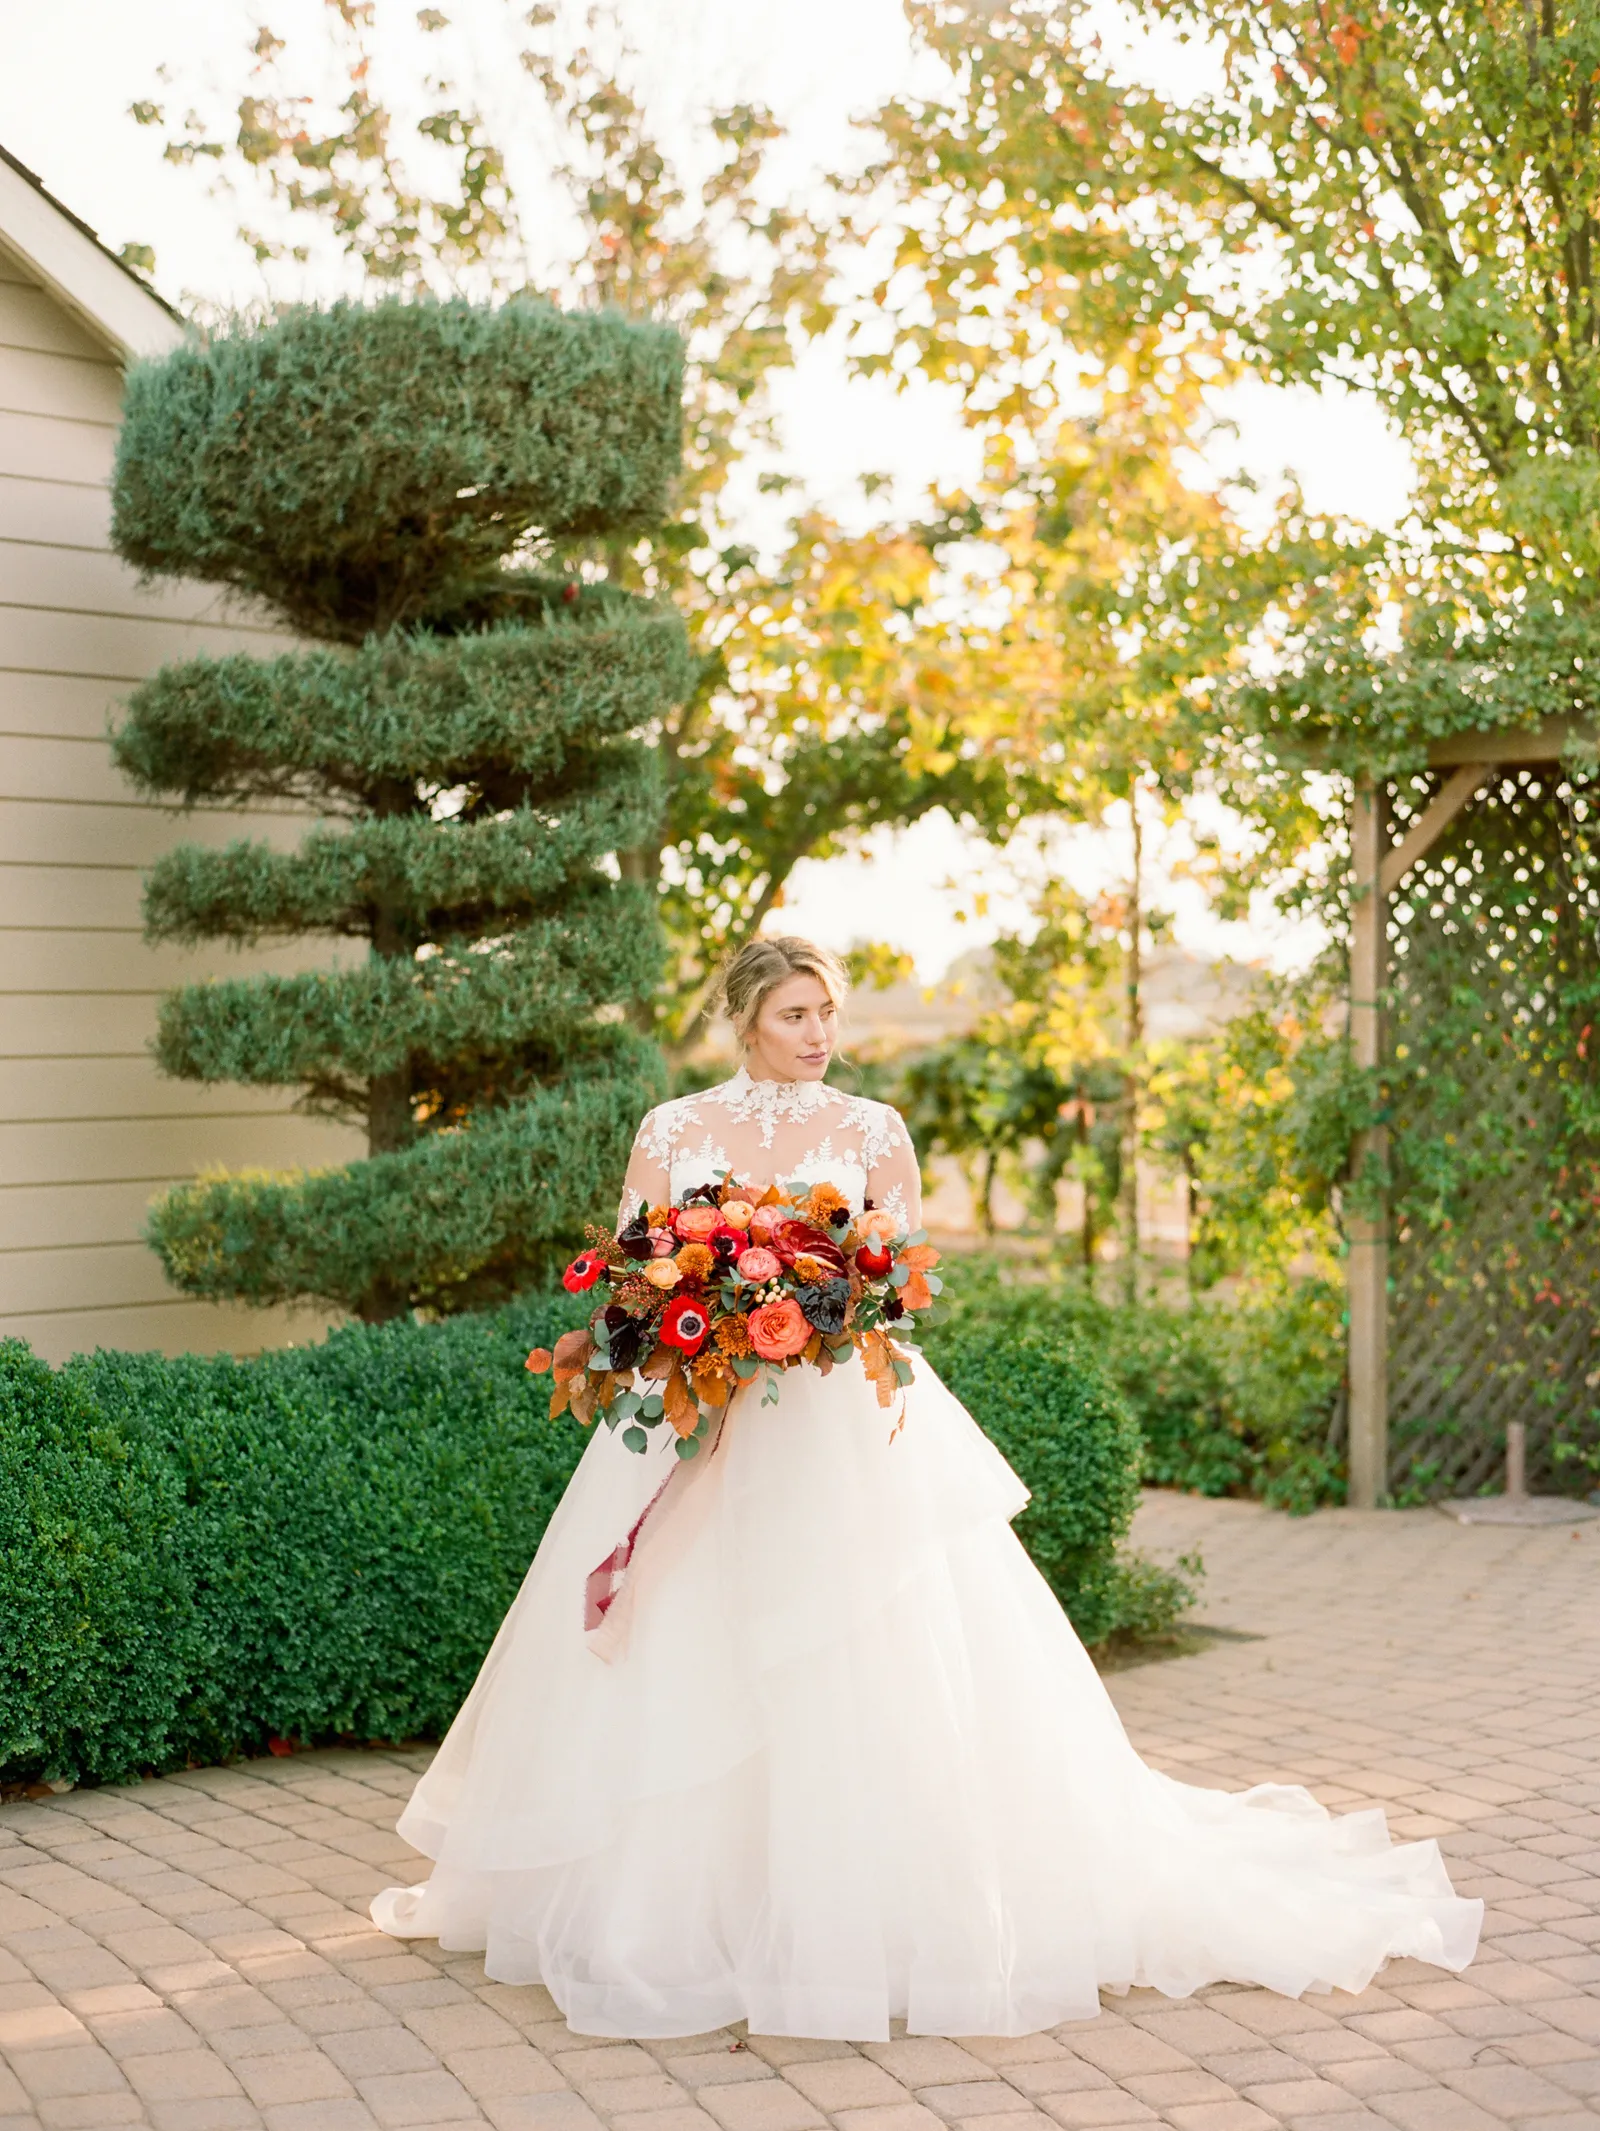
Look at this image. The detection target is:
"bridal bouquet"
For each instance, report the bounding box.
[526,1178,943,1457]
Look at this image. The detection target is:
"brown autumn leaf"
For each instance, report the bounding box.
[552,1328,595,1382]
[801,1330,822,1364]
[662,1360,699,1439]
[900,1244,940,1270]
[548,1379,571,1420]
[639,1345,676,1381]
[902,1269,933,1311]
[690,1358,732,1410]
[568,1373,598,1426]
[859,1329,898,1409]
[525,1346,552,1374]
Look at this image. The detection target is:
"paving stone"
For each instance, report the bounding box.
[482,2098,606,2131]
[918,2084,1034,2120]
[549,2047,662,2086]
[574,2074,695,2115]
[320,2027,439,2080]
[260,2102,382,2131]
[608,2109,722,2131]
[7,2044,131,2101]
[353,2067,478,2126]
[698,2080,828,2130]
[1240,2076,1363,2115]
[236,2054,360,2108]
[122,2049,247,2102]
[34,2094,147,2127]
[1441,2061,1592,2115]
[1031,2094,1159,2127]
[862,2043,999,2088]
[664,2053,776,2090]
[1161,2106,1279,2131]
[783,2059,911,2110]
[828,2107,948,2131]
[145,2098,263,2131]
[440,2047,565,2101]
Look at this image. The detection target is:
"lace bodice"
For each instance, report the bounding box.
[619,1068,923,1231]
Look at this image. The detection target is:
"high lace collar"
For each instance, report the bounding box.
[718,1065,833,1129]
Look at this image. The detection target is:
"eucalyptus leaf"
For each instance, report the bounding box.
[622,1424,648,1454]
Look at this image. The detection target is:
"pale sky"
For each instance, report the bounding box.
[0,0,1411,980]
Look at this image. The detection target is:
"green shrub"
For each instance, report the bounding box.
[920,1310,1194,1647]
[928,1253,1345,1514]
[112,298,684,641]
[2,1272,1203,1790]
[108,298,690,1324]
[0,1295,589,1790]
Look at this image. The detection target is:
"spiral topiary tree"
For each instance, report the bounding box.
[111,298,692,1322]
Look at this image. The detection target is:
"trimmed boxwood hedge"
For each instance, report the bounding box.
[920,1315,1181,1648]
[2,1290,1178,1790]
[0,1295,589,1790]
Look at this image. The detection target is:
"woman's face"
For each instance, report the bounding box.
[744,971,838,1082]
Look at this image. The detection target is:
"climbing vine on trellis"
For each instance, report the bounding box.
[1379,766,1600,1500]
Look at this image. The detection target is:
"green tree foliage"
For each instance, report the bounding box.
[874,0,1600,777]
[112,298,693,1320]
[132,11,1042,1053]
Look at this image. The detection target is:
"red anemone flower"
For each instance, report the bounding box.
[562,1250,608,1294]
[659,1292,711,1356]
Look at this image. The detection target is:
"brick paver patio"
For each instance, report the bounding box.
[3,1491,1599,2131]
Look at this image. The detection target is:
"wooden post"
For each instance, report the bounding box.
[1505,1419,1527,1502]
[1348,778,1388,1510]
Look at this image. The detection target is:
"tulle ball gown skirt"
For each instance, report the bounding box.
[371,1356,1481,2039]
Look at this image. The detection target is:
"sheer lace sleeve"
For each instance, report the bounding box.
[865,1103,923,1234]
[618,1108,671,1227]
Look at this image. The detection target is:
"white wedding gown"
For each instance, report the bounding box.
[372,1069,1481,2038]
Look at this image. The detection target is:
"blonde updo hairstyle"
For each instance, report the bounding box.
[717,935,850,1047]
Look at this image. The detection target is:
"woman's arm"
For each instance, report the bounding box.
[618,1109,672,1227]
[866,1106,923,1234]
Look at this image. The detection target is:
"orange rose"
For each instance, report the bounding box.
[673,1204,723,1242]
[858,1208,898,1243]
[747,1296,811,1360]
[720,1198,755,1230]
[644,1259,682,1289]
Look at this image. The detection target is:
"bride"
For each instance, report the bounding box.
[373,934,1480,2039]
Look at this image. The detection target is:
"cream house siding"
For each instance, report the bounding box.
[0,236,362,1363]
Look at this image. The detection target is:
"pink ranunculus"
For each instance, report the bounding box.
[748,1202,788,1243]
[735,1245,781,1284]
[673,1204,724,1242]
[747,1296,811,1360]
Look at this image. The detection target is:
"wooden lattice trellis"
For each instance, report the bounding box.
[1384,766,1600,1498]
[1344,724,1600,1505]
